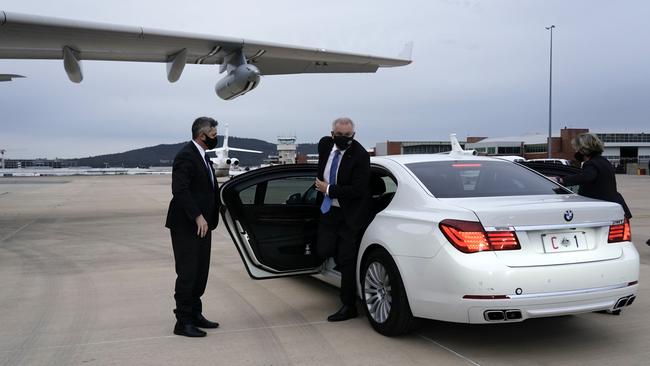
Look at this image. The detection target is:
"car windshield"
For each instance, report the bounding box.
[406,160,570,198]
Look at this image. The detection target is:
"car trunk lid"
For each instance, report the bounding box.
[441,195,625,267]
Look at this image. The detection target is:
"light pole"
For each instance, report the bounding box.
[546,25,555,158]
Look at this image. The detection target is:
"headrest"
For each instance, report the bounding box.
[369,175,386,196]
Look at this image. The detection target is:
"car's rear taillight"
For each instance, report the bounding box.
[439,219,520,253]
[486,231,521,250]
[439,220,490,253]
[608,219,631,243]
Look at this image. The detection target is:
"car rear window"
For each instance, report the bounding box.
[406,161,570,198]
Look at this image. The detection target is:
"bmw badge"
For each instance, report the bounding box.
[564,210,574,222]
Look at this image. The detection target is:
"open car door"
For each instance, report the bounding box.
[518,161,582,192]
[220,164,323,279]
[518,161,582,177]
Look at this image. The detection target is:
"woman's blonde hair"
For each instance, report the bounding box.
[572,133,604,157]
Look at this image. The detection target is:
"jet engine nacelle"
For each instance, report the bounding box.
[231,158,240,166]
[225,158,232,165]
[215,64,261,100]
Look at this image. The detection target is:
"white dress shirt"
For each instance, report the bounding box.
[323,145,346,207]
[192,140,214,187]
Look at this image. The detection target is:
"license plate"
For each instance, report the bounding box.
[542,232,588,253]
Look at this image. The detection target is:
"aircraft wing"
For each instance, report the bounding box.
[227,147,262,154]
[0,73,25,81]
[208,147,262,154]
[239,40,407,75]
[0,11,411,98]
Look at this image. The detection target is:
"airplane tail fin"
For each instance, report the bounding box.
[449,133,478,156]
[450,133,463,153]
[206,123,261,155]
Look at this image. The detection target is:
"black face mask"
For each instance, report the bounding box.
[574,151,585,162]
[333,135,354,151]
[203,134,218,150]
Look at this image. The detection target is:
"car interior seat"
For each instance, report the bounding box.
[369,174,386,198]
[369,174,394,214]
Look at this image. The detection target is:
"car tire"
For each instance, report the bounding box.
[361,249,415,336]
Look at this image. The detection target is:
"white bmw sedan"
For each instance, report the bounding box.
[219,154,639,336]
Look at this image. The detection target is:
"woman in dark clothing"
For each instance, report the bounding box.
[557,133,632,219]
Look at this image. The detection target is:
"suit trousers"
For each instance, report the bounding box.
[170,229,212,323]
[316,207,360,306]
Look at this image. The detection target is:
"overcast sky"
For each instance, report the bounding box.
[1,0,649,159]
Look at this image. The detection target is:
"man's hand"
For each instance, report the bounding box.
[195,214,209,238]
[315,178,328,194]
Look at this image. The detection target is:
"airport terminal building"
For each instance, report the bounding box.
[375,140,465,156]
[374,128,650,174]
[596,132,650,168]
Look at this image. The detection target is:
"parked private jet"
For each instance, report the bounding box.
[206,125,262,178]
[436,134,479,156]
[0,11,411,100]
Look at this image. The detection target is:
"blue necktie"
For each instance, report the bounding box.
[320,150,341,214]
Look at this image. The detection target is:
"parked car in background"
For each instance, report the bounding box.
[526,158,572,165]
[495,155,526,163]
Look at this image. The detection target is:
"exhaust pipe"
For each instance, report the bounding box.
[614,295,637,309]
[505,310,522,320]
[484,310,505,321]
[484,309,523,321]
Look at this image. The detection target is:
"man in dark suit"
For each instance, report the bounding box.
[314,117,370,322]
[165,117,221,337]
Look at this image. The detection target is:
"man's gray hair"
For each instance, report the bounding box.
[191,117,218,139]
[572,132,604,156]
[332,117,355,131]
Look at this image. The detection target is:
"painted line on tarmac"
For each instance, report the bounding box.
[417,334,481,366]
[207,320,329,336]
[0,335,178,355]
[0,320,330,354]
[0,220,35,243]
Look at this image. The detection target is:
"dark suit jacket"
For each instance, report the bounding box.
[317,136,370,230]
[563,155,631,218]
[165,141,220,232]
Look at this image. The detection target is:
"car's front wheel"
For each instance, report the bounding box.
[361,249,415,336]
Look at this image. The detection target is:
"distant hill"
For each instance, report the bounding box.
[297,143,318,156]
[68,136,318,168]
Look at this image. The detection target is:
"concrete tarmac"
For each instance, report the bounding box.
[0,174,648,366]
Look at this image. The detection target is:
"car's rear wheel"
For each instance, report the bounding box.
[362,249,415,336]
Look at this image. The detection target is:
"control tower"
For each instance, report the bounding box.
[277,136,297,164]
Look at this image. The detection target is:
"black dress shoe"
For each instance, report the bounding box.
[327,305,358,322]
[194,314,220,329]
[174,322,207,337]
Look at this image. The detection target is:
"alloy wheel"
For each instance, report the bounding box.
[364,261,392,323]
